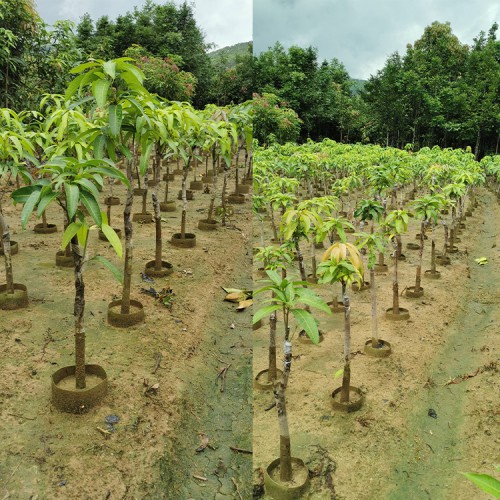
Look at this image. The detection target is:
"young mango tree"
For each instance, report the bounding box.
[353,198,385,287]
[0,110,34,309]
[317,242,364,406]
[406,194,442,296]
[442,182,466,252]
[12,156,127,411]
[355,198,387,274]
[64,57,150,324]
[253,245,294,388]
[253,270,330,491]
[356,231,392,357]
[383,209,412,320]
[280,203,322,283]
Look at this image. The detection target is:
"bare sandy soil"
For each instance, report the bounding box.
[0,159,252,499]
[253,187,499,499]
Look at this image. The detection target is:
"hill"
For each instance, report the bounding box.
[351,79,366,95]
[208,41,252,68]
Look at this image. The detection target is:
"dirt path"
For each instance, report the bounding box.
[157,225,253,499]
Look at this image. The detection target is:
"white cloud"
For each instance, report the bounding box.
[37,0,252,48]
[254,0,499,79]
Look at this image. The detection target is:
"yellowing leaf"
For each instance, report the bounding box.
[236,299,253,310]
[225,292,247,303]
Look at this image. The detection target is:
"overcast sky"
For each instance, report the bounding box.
[254,0,500,80]
[35,0,252,51]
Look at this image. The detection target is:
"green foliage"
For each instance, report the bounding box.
[253,43,355,141]
[460,471,500,498]
[124,44,196,102]
[354,199,385,223]
[362,21,500,156]
[254,270,330,344]
[73,1,213,106]
[253,93,302,145]
[254,245,294,271]
[318,242,364,286]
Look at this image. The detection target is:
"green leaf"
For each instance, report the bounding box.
[460,472,500,497]
[108,104,123,138]
[292,308,319,345]
[90,255,123,284]
[102,61,116,80]
[65,72,86,100]
[100,223,123,258]
[298,291,332,314]
[76,222,89,247]
[36,190,58,217]
[265,269,282,286]
[93,134,106,159]
[139,142,154,176]
[334,368,344,379]
[62,221,81,250]
[69,61,99,74]
[92,79,111,109]
[20,190,41,229]
[75,178,101,203]
[253,304,281,324]
[11,185,39,204]
[65,183,80,220]
[79,189,102,227]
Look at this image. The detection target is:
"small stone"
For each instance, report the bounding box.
[428,408,437,419]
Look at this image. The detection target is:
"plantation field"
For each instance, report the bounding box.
[0,159,253,498]
[251,141,499,499]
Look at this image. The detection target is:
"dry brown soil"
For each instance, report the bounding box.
[253,187,499,499]
[0,159,252,499]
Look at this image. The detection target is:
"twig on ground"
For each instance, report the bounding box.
[152,352,162,374]
[229,446,252,455]
[231,477,243,500]
[192,474,207,481]
[215,364,231,392]
[264,401,276,411]
[7,413,36,421]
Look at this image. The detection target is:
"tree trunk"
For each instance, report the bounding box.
[268,310,277,383]
[221,171,228,226]
[431,239,437,273]
[340,294,351,403]
[415,221,425,292]
[273,338,292,482]
[0,212,15,294]
[121,156,135,315]
[295,241,307,282]
[163,165,170,203]
[269,206,279,242]
[106,203,112,226]
[370,268,379,346]
[392,240,399,314]
[378,252,385,267]
[72,234,86,389]
[180,158,190,238]
[443,223,449,256]
[311,240,317,279]
[234,149,239,192]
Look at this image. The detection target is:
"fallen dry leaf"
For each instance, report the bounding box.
[236,299,253,310]
[195,433,210,453]
[225,292,247,303]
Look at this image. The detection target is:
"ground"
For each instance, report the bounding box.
[253,187,499,499]
[0,158,252,499]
